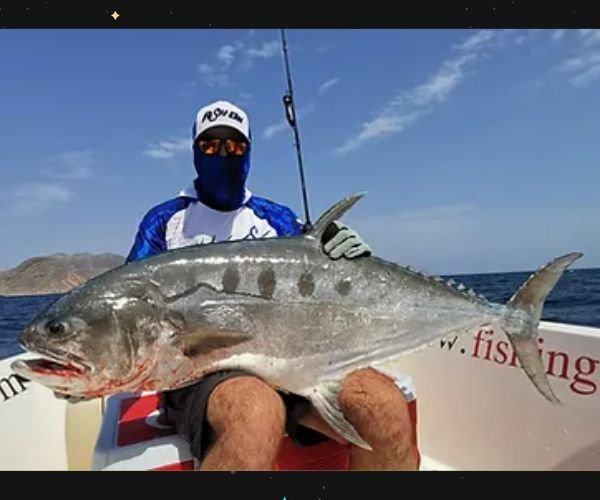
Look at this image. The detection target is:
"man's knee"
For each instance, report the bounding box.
[207,376,286,440]
[338,368,414,449]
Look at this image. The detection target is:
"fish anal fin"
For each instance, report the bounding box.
[305,379,372,451]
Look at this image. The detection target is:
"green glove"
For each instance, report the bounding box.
[322,221,372,260]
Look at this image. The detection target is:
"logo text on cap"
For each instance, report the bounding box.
[202,107,244,125]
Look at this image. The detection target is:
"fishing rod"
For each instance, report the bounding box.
[279,29,313,232]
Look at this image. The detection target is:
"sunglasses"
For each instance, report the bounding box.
[197,138,248,156]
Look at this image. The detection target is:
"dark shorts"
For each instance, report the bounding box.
[159,370,329,463]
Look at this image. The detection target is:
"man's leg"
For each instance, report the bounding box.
[338,368,419,471]
[199,375,286,470]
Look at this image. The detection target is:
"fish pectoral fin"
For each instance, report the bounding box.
[306,379,372,451]
[178,329,252,358]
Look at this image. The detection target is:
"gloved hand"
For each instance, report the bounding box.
[322,221,372,260]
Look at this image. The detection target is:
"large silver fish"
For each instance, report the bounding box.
[11,193,581,449]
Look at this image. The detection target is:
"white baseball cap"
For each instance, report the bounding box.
[192,100,251,143]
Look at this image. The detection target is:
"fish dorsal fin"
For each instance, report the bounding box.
[411,267,439,284]
[309,192,366,241]
[404,265,489,303]
[405,265,448,287]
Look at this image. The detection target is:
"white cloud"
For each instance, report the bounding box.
[334,111,426,156]
[559,52,600,73]
[198,63,214,73]
[570,64,600,87]
[318,77,340,95]
[144,149,175,160]
[49,151,95,180]
[334,29,557,157]
[197,39,280,88]
[557,30,600,87]
[578,29,600,46]
[552,30,566,42]
[5,183,73,215]
[197,62,230,87]
[5,152,97,216]
[246,40,280,59]
[454,29,535,54]
[217,45,237,67]
[262,121,288,140]
[399,53,476,107]
[263,77,340,141]
[334,30,492,156]
[144,138,191,160]
[262,103,316,140]
[455,30,495,52]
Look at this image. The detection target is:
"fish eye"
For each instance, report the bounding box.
[46,320,67,336]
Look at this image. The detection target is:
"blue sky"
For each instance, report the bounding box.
[1,28,599,275]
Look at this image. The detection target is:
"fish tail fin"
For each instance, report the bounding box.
[501,252,582,404]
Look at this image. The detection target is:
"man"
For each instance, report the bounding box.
[126,100,419,471]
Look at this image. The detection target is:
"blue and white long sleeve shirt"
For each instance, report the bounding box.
[126,185,304,263]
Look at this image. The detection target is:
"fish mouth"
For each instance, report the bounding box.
[16,348,92,378]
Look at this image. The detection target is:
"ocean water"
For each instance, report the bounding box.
[1,268,599,361]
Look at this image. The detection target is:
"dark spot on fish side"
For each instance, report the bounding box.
[336,279,352,296]
[258,268,276,299]
[298,272,315,297]
[461,348,466,355]
[222,266,240,293]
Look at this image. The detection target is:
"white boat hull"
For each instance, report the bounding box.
[380,321,600,470]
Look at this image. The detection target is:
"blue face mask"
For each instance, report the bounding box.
[193,143,251,211]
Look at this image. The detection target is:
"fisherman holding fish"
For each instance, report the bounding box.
[125,100,420,471]
[12,98,577,472]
